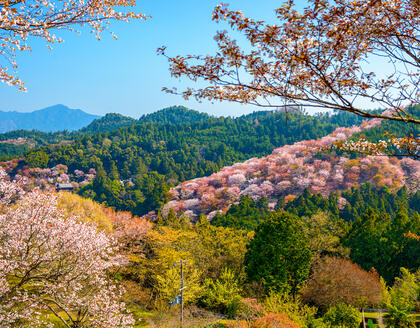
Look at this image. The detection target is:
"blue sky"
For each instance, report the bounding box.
[0,1,312,117]
[0,1,387,118]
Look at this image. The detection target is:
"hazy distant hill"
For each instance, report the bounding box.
[0,104,100,133]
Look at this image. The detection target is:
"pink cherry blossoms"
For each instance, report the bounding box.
[162,117,420,220]
[0,159,97,190]
[0,169,134,327]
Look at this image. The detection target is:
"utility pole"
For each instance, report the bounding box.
[181,259,184,328]
[173,259,187,328]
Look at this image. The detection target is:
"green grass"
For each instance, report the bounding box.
[364,312,380,319]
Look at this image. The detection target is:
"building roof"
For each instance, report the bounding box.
[56,183,74,189]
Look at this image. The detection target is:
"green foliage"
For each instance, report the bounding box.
[57,192,113,231]
[384,305,416,328]
[345,207,420,282]
[202,268,242,317]
[122,218,251,311]
[388,268,420,312]
[244,211,312,294]
[0,143,31,160]
[80,169,170,216]
[323,303,361,328]
[264,292,317,328]
[155,264,204,305]
[285,189,339,218]
[25,150,49,168]
[212,195,270,231]
[341,184,420,221]
[138,106,210,125]
[80,113,137,134]
[301,211,349,260]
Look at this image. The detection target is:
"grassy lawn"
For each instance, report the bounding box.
[364,312,381,319]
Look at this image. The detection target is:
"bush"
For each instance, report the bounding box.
[264,292,317,327]
[226,298,301,328]
[306,317,331,328]
[252,313,301,328]
[388,268,419,312]
[301,256,382,310]
[383,305,416,328]
[202,268,242,318]
[323,303,361,328]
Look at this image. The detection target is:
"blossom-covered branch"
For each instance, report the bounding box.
[160,0,420,125]
[334,134,420,159]
[0,0,146,89]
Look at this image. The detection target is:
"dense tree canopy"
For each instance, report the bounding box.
[244,211,312,294]
[345,207,420,282]
[18,109,368,215]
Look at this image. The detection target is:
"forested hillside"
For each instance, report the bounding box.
[163,114,419,220]
[0,106,198,159]
[9,109,371,216]
[80,113,137,134]
[1,107,417,217]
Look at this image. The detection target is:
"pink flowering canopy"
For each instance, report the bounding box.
[0,169,134,327]
[162,114,420,218]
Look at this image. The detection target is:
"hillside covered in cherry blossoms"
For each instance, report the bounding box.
[163,116,420,221]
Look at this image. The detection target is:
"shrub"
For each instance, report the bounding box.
[388,268,419,312]
[226,299,301,328]
[383,305,416,328]
[264,292,317,327]
[202,268,242,318]
[323,303,361,328]
[302,257,382,309]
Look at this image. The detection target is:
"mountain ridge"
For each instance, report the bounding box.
[0,104,100,133]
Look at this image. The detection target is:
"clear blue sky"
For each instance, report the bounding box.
[0,1,288,117]
[0,1,386,118]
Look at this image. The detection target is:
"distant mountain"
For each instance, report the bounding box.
[138,106,211,124]
[81,113,137,134]
[0,105,100,133]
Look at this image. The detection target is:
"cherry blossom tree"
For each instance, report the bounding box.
[1,0,146,90]
[161,0,419,124]
[0,170,134,327]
